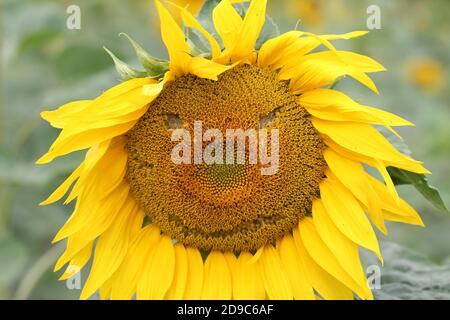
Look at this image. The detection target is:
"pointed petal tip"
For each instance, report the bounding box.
[54,264,62,273]
[379,225,388,236]
[36,153,52,165]
[51,233,64,244]
[40,111,51,121]
[35,158,46,165]
[39,199,50,206]
[54,256,67,273]
[58,271,75,281]
[247,246,264,264]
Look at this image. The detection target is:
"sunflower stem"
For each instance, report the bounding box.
[14,242,65,300]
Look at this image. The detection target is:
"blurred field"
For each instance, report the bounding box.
[0,0,449,299]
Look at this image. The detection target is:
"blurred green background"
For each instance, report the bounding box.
[0,0,449,299]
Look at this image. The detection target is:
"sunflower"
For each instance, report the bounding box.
[38,0,429,300]
[285,0,323,29]
[407,57,445,93]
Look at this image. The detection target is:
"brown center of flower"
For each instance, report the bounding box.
[125,65,327,252]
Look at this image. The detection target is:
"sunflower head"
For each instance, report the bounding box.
[125,64,327,253]
[38,0,432,301]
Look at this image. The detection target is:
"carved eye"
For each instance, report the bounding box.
[165,113,184,130]
[259,107,280,129]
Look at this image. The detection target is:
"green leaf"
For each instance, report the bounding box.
[119,33,169,78]
[378,127,448,213]
[388,167,448,213]
[103,47,147,80]
[362,241,450,300]
[19,30,61,53]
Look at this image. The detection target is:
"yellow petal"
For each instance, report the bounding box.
[155,0,190,77]
[323,136,430,187]
[233,252,265,300]
[258,31,303,69]
[53,184,130,273]
[299,217,373,300]
[156,1,232,80]
[52,144,129,242]
[99,279,113,300]
[264,31,367,71]
[37,80,159,164]
[247,246,264,264]
[382,210,425,226]
[166,243,189,300]
[41,100,92,129]
[63,141,111,204]
[230,0,267,62]
[142,79,165,96]
[312,118,429,174]
[299,88,413,130]
[184,247,204,300]
[323,149,386,234]
[80,196,143,300]
[188,56,234,81]
[367,174,425,227]
[136,235,175,300]
[202,251,232,300]
[110,225,161,300]
[337,51,386,72]
[312,200,371,294]
[277,235,315,300]
[57,240,94,280]
[323,30,369,40]
[97,77,157,101]
[293,228,354,300]
[258,245,293,300]
[40,78,153,131]
[374,158,400,203]
[37,122,132,164]
[319,177,383,262]
[40,163,84,206]
[279,51,384,94]
[213,0,243,50]
[40,78,152,125]
[224,251,238,271]
[264,36,324,71]
[169,1,222,59]
[224,251,238,298]
[65,139,123,205]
